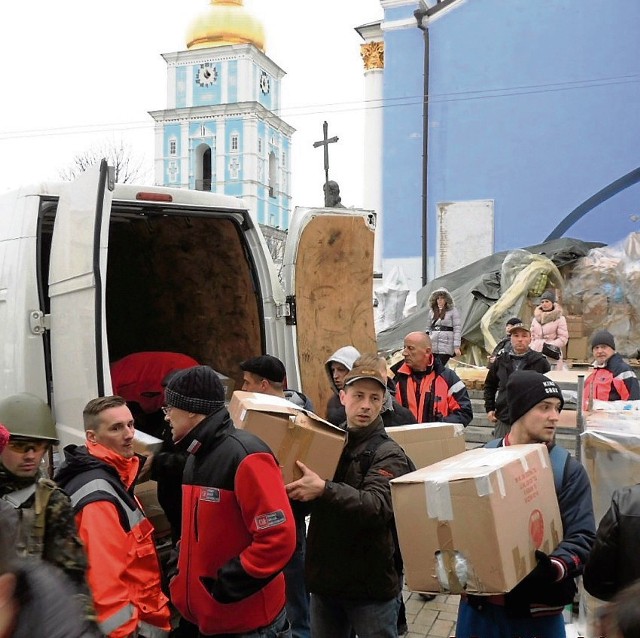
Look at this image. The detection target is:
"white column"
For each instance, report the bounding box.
[358,31,385,279]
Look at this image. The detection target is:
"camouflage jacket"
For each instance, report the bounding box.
[0,461,98,625]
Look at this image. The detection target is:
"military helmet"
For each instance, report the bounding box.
[0,393,59,444]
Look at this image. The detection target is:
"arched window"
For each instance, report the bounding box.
[268,151,277,198]
[194,143,212,191]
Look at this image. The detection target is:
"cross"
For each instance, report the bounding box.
[313,121,339,206]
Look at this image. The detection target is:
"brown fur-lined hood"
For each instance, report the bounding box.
[534,303,564,325]
[428,287,454,310]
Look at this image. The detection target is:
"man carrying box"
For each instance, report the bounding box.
[239,354,313,638]
[286,365,413,638]
[457,370,595,638]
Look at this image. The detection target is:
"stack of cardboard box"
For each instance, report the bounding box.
[565,314,589,361]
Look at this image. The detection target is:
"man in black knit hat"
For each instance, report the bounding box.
[458,370,595,638]
[164,365,296,637]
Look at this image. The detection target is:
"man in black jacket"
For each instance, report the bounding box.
[583,482,640,601]
[484,319,550,438]
[286,365,413,638]
[458,370,595,638]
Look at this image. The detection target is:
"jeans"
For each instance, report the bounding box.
[198,608,291,638]
[284,513,310,638]
[310,594,399,638]
[456,597,566,638]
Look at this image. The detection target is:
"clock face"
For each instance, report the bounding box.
[196,64,218,87]
[259,71,271,95]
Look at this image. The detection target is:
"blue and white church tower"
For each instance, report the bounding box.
[149,0,294,229]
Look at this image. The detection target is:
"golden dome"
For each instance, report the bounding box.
[186,0,265,52]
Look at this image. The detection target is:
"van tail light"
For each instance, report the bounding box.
[135,192,173,202]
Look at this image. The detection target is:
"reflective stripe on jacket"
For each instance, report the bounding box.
[56,444,171,638]
[583,353,640,408]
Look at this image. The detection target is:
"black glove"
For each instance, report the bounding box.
[531,550,558,583]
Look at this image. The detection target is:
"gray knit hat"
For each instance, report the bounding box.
[591,330,615,351]
[165,365,226,415]
[540,290,556,304]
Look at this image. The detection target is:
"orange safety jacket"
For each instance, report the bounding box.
[56,443,171,638]
[394,360,472,425]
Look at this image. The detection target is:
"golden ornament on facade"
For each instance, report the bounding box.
[360,42,384,70]
[186,0,265,52]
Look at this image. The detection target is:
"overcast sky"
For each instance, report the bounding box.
[0,0,383,209]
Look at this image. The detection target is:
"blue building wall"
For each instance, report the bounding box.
[382,3,425,260]
[426,0,640,254]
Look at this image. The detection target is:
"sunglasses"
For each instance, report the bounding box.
[8,440,50,453]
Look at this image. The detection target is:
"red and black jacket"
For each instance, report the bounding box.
[583,353,640,408]
[394,358,472,425]
[169,409,296,636]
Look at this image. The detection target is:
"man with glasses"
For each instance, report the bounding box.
[0,393,96,621]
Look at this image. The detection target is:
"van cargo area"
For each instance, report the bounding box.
[39,199,263,390]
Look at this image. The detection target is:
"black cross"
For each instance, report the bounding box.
[313,121,339,206]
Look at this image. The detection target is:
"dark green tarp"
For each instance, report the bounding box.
[377,238,603,355]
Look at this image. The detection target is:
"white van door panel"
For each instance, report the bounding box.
[49,160,114,447]
[281,207,377,418]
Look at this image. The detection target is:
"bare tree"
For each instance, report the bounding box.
[59,138,150,184]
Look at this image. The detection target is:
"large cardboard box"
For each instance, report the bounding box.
[134,480,171,539]
[229,391,347,484]
[565,315,585,338]
[385,423,466,469]
[391,445,563,594]
[567,336,589,360]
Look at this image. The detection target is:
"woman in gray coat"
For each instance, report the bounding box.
[427,287,462,367]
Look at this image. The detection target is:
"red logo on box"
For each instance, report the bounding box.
[529,509,544,548]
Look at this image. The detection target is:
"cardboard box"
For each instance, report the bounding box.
[133,430,164,455]
[229,391,347,484]
[385,423,466,469]
[134,480,171,539]
[390,445,563,594]
[565,315,585,338]
[567,336,589,360]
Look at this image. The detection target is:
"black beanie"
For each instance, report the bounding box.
[507,370,563,425]
[240,355,286,383]
[165,365,226,415]
[591,330,615,351]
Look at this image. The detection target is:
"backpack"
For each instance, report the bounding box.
[1,478,57,559]
[484,439,569,492]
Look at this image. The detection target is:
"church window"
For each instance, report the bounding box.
[258,138,263,154]
[200,124,206,137]
[268,152,277,198]
[231,134,239,152]
[169,139,177,155]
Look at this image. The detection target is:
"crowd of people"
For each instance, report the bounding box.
[1,298,640,638]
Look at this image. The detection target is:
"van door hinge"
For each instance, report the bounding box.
[277,296,297,325]
[29,310,50,335]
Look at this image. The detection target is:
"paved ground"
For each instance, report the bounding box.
[403,590,460,638]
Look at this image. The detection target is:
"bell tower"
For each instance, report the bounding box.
[149,0,294,229]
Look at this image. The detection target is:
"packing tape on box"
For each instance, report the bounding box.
[436,523,467,593]
[277,415,316,479]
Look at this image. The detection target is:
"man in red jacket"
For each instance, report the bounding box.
[394,331,472,425]
[165,366,296,637]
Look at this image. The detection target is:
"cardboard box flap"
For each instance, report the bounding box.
[387,422,464,443]
[391,445,549,484]
[231,390,345,436]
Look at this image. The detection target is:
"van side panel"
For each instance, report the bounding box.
[0,192,48,399]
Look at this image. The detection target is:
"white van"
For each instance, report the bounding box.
[0,160,377,447]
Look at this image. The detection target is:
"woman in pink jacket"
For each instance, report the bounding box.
[530,290,569,369]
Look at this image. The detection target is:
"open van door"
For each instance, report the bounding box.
[281,208,377,418]
[48,160,115,447]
